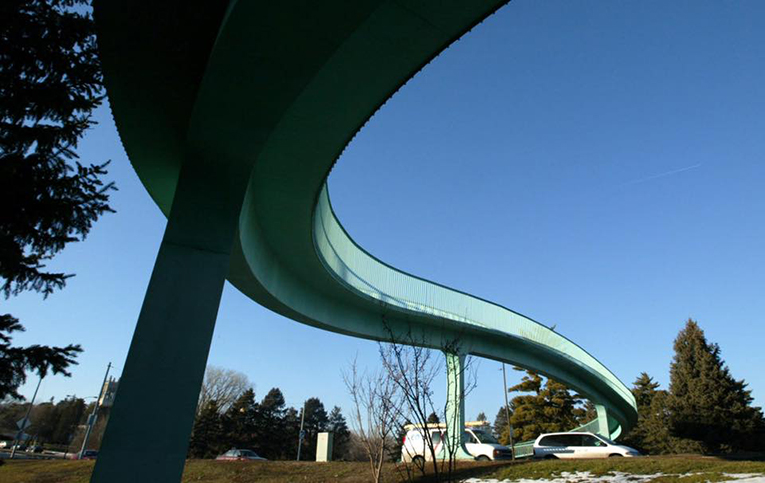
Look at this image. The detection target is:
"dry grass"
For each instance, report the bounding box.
[1,455,764,483]
[0,460,95,483]
[0,459,504,483]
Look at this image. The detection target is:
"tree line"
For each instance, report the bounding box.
[188,367,351,461]
[0,395,105,452]
[491,319,765,454]
[0,366,354,461]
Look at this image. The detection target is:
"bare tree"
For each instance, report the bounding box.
[379,323,478,482]
[343,431,373,462]
[197,366,251,414]
[379,340,440,475]
[343,357,403,483]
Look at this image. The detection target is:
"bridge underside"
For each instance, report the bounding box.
[91,1,637,481]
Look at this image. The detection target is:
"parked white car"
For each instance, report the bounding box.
[533,432,640,459]
[401,423,513,463]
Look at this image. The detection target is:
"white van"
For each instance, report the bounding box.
[533,432,640,459]
[401,423,513,463]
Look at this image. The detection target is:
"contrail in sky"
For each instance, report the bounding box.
[622,163,702,186]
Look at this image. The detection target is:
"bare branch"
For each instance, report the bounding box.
[342,357,403,483]
[197,366,251,415]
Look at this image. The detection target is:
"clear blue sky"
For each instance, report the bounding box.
[6,0,765,422]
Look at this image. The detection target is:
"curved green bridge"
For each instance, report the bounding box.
[92,1,637,481]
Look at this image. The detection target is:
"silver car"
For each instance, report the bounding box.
[533,432,640,459]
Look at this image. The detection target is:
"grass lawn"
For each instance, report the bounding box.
[0,460,430,483]
[1,456,764,483]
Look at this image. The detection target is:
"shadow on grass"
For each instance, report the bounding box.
[712,452,765,462]
[412,460,531,483]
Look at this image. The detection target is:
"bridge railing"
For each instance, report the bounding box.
[313,185,635,410]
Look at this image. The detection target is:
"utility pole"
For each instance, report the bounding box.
[502,363,515,460]
[296,399,307,461]
[79,362,112,458]
[10,374,43,459]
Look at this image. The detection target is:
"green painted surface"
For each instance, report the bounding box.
[90,152,252,482]
[596,404,612,438]
[92,0,638,480]
[444,351,474,460]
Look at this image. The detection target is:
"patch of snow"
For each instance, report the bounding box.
[462,471,665,483]
[462,470,765,483]
[722,475,765,483]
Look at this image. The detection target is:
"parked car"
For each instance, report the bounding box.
[401,423,513,464]
[0,440,11,449]
[25,444,44,453]
[79,449,99,460]
[215,449,266,461]
[533,432,640,459]
[463,427,514,461]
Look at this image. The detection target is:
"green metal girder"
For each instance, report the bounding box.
[92,1,637,480]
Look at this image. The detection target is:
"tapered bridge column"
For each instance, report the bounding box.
[595,404,610,438]
[444,351,475,460]
[91,152,251,483]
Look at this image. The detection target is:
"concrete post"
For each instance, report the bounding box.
[90,152,251,483]
[443,351,474,460]
[595,404,610,438]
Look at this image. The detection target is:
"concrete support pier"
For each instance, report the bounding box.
[91,153,250,483]
[444,351,475,461]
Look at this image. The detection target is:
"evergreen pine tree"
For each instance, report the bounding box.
[1,0,116,401]
[1,0,112,296]
[507,368,584,443]
[256,388,286,459]
[621,373,661,453]
[327,406,350,460]
[633,373,660,408]
[493,406,510,444]
[643,389,702,455]
[33,400,59,443]
[507,369,545,442]
[538,378,584,433]
[189,400,223,458]
[282,407,301,460]
[579,401,597,424]
[221,389,257,450]
[53,396,85,445]
[668,319,765,452]
[300,397,328,460]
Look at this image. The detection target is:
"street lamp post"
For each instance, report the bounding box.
[296,400,307,461]
[78,362,112,458]
[10,374,43,459]
[502,363,515,461]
